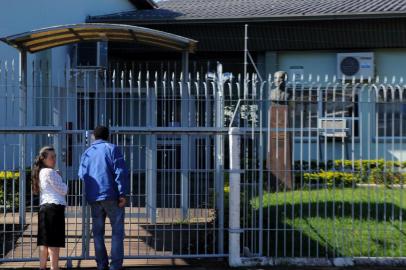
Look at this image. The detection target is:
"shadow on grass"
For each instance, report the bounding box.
[253,197,406,257]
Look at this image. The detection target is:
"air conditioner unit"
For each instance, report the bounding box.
[318,118,349,138]
[337,52,374,80]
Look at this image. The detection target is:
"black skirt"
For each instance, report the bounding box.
[37,203,65,247]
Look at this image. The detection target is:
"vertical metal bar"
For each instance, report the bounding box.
[258,81,266,257]
[121,71,125,127]
[203,79,210,255]
[215,62,224,254]
[12,147,16,258]
[352,84,359,257]
[170,72,176,254]
[375,84,380,256]
[390,85,397,257]
[330,81,336,256]
[181,51,190,220]
[136,70,141,256]
[161,71,168,255]
[64,58,70,261]
[153,73,158,255]
[18,50,27,227]
[1,61,7,127]
[82,131,90,259]
[358,84,364,257]
[298,80,304,258]
[383,84,388,258]
[315,80,324,258]
[366,84,373,257]
[112,70,116,127]
[146,71,157,224]
[399,86,404,257]
[243,24,248,98]
[129,71,133,211]
[2,143,6,259]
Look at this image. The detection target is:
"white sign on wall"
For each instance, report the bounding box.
[289,65,304,81]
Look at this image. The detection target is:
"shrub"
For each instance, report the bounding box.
[295,159,406,172]
[0,171,20,210]
[334,159,406,171]
[295,159,406,188]
[0,171,20,179]
[368,168,405,185]
[302,171,361,187]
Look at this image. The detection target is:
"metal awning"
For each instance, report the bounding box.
[0,23,197,53]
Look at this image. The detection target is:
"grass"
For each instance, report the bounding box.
[248,187,406,257]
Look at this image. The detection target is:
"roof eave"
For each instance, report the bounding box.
[87,11,406,25]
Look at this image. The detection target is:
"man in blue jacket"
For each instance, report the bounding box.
[78,126,129,270]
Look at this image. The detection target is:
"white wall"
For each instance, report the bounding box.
[374,49,406,80]
[269,49,406,82]
[277,51,337,80]
[265,49,406,162]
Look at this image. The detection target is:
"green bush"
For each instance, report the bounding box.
[334,159,406,171]
[295,159,406,187]
[295,159,406,172]
[0,171,20,179]
[0,171,20,210]
[294,160,334,171]
[368,168,405,185]
[301,170,361,187]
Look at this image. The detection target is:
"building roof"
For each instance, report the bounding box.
[128,0,157,10]
[0,23,197,53]
[89,0,406,23]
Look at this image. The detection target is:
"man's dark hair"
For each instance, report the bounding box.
[93,126,109,140]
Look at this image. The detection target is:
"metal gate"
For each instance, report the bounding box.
[0,60,405,266]
[0,61,228,263]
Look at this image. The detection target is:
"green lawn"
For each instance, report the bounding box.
[249,187,406,257]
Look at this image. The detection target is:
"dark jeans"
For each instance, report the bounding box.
[90,200,124,270]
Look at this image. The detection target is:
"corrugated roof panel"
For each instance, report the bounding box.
[0,23,197,53]
[89,0,406,22]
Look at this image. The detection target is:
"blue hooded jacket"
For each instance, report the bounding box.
[78,140,129,203]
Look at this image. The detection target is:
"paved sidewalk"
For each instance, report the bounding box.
[2,258,406,270]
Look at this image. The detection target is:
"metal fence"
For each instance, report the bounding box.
[228,74,406,266]
[0,60,405,266]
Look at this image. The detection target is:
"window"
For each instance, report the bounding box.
[293,89,318,137]
[376,88,406,137]
[293,87,359,137]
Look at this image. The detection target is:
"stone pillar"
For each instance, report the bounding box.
[267,105,292,189]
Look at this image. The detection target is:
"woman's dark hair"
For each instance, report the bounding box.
[93,125,109,140]
[31,146,55,195]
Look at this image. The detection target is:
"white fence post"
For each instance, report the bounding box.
[228,127,242,267]
[215,62,225,253]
